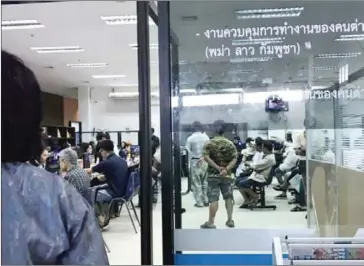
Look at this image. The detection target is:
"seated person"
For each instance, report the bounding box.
[86,140,128,227]
[235,137,263,181]
[273,145,301,199]
[59,148,90,199]
[241,137,255,162]
[237,140,276,208]
[29,146,49,169]
[274,142,299,185]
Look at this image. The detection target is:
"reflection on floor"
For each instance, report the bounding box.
[105,179,307,264]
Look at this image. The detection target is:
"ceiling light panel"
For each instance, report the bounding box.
[232,37,284,46]
[2,19,45,30]
[228,69,263,74]
[101,15,155,25]
[92,74,126,79]
[230,57,272,63]
[31,46,84,53]
[129,43,158,50]
[235,7,304,19]
[67,63,108,68]
[300,66,340,71]
[315,52,361,59]
[335,34,364,42]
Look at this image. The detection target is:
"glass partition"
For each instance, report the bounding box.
[164,0,364,264]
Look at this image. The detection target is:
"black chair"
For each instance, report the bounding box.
[97,170,141,234]
[86,186,110,253]
[250,167,277,210]
[250,184,277,210]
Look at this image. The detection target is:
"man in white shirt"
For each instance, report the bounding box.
[237,141,276,208]
[274,142,299,184]
[186,121,210,207]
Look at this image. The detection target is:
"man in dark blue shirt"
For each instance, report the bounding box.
[88,140,128,227]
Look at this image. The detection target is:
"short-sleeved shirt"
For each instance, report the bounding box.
[92,153,128,197]
[64,166,90,199]
[203,136,237,176]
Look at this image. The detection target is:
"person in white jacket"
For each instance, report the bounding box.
[274,142,299,184]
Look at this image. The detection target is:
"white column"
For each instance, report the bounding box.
[78,87,92,142]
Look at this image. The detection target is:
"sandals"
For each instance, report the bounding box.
[200,222,216,229]
[291,205,307,212]
[249,198,259,208]
[226,220,235,228]
[273,185,284,192]
[239,203,250,209]
[275,193,287,199]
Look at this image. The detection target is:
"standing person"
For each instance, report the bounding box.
[1,50,109,265]
[201,120,237,229]
[186,121,210,207]
[59,148,90,199]
[151,127,160,157]
[291,130,307,212]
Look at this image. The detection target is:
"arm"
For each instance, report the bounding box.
[202,142,221,171]
[224,143,238,172]
[58,184,109,264]
[252,157,271,171]
[91,160,109,174]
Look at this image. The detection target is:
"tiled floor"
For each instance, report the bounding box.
[105,179,307,264]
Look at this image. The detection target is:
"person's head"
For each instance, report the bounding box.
[86,144,93,154]
[59,148,78,172]
[246,137,254,147]
[213,120,226,136]
[233,136,240,144]
[121,141,126,149]
[286,132,293,142]
[2,51,43,163]
[98,139,114,159]
[262,140,273,154]
[96,132,108,142]
[151,128,155,135]
[39,148,49,164]
[255,137,264,152]
[192,121,204,133]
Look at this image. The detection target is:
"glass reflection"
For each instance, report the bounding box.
[169,0,364,238]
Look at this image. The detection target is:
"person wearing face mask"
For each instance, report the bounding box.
[87,140,128,227]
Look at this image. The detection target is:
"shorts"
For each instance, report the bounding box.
[207,176,234,203]
[237,178,263,189]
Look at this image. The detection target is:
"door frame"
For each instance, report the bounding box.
[158,1,181,265]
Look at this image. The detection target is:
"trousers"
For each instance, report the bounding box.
[190,159,208,206]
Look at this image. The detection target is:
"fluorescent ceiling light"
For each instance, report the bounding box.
[228,69,263,74]
[183,93,241,107]
[101,15,155,25]
[92,74,126,79]
[180,89,196,93]
[179,88,243,94]
[300,66,340,71]
[235,7,304,19]
[230,57,272,63]
[232,37,284,46]
[129,43,158,50]
[2,19,45,30]
[67,63,108,68]
[31,46,84,53]
[243,90,303,104]
[315,52,361,59]
[335,34,364,42]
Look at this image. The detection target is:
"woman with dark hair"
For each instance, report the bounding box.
[29,146,49,168]
[1,51,109,265]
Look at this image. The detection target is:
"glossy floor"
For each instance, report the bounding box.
[104,179,307,264]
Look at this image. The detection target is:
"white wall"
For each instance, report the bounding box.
[89,88,160,144]
[87,87,308,144]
